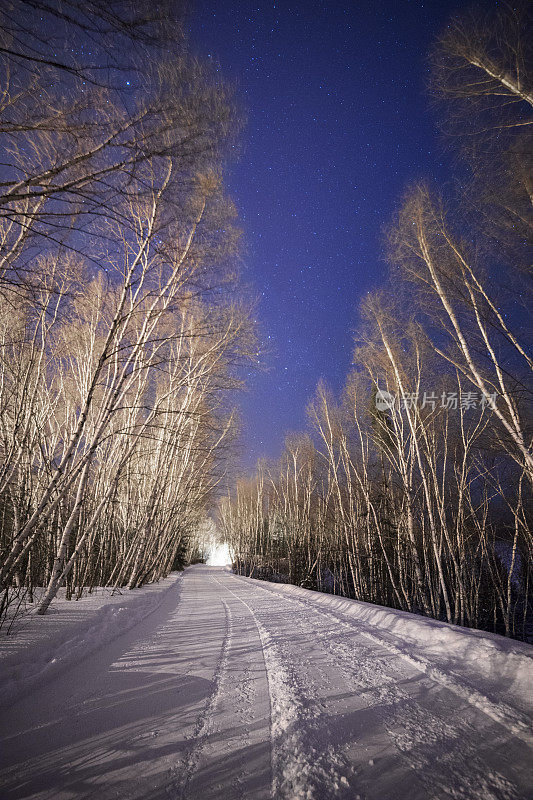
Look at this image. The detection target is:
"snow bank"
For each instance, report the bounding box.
[237,576,533,743]
[0,572,182,710]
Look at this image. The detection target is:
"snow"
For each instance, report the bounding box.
[0,566,531,800]
[240,578,533,744]
[0,573,182,710]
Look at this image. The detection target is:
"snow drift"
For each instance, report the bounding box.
[0,573,182,710]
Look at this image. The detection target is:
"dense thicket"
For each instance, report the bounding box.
[220,4,532,640]
[0,1,255,621]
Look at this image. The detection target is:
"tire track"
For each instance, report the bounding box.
[219,578,347,800]
[171,595,232,800]
[238,576,533,744]
[227,575,529,800]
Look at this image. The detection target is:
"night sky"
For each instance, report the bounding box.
[189,0,494,468]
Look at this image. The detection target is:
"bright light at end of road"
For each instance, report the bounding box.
[207,542,231,566]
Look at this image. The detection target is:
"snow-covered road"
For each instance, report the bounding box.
[0,566,531,800]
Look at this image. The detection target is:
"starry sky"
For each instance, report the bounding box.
[189,0,494,468]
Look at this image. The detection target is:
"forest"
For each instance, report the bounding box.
[0,0,256,622]
[0,1,531,643]
[0,5,531,800]
[219,6,533,640]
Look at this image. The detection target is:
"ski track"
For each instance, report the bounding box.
[0,565,531,800]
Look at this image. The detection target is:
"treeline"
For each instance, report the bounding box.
[0,1,255,621]
[220,5,533,640]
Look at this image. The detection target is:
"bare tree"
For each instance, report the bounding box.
[0,3,257,622]
[221,3,532,641]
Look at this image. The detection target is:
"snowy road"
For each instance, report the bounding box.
[0,566,531,800]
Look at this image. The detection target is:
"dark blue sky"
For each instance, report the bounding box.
[189,0,492,468]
